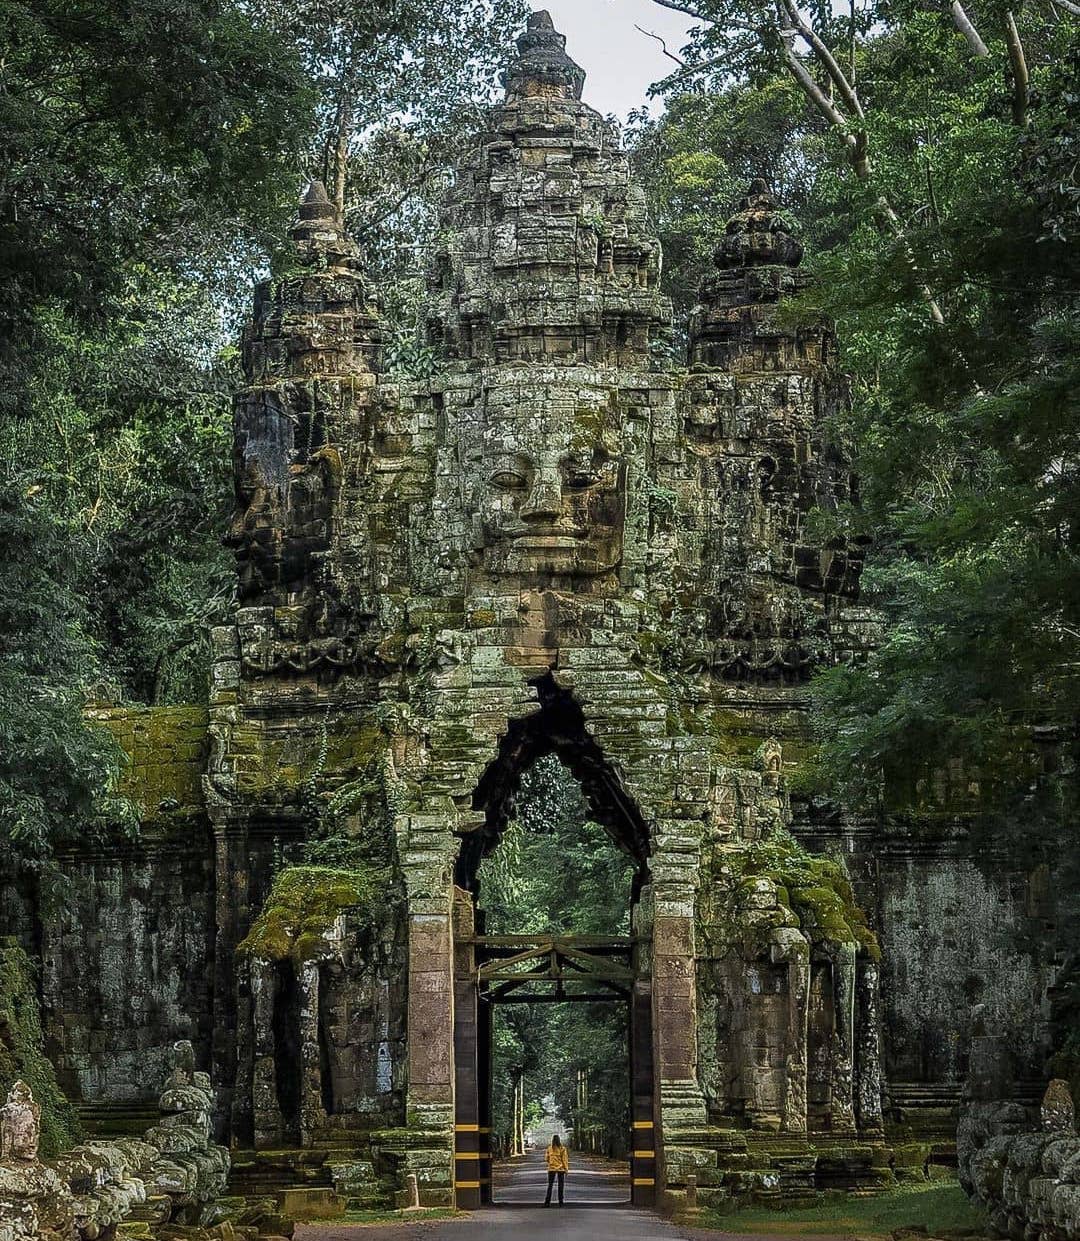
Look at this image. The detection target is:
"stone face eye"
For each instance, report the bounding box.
[490,470,527,490]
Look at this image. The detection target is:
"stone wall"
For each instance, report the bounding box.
[0,707,215,1107]
[89,705,208,826]
[878,849,1051,1093]
[799,815,1056,1125]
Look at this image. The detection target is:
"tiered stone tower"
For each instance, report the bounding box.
[210,11,885,1204]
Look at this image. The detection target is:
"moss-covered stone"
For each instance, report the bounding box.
[722,837,880,960]
[0,938,80,1156]
[90,704,209,823]
[237,866,393,964]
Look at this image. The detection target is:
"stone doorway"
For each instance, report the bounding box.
[450,689,656,1208]
[453,937,653,1208]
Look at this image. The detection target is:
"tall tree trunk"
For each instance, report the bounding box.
[1005,12,1030,127]
[332,92,353,221]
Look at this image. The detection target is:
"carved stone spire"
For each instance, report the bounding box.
[714,177,804,269]
[289,179,359,267]
[502,8,586,101]
[430,14,668,370]
[689,179,823,371]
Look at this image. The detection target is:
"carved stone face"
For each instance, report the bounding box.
[466,396,625,580]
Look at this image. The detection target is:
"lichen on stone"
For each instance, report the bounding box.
[727,836,880,960]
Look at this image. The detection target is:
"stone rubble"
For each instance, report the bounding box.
[0,1045,279,1241]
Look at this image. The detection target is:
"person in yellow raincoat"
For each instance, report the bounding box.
[544,1134,569,1205]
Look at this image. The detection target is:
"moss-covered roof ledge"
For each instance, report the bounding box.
[720,836,881,962]
[237,865,387,965]
[87,704,209,826]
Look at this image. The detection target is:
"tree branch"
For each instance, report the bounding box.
[782,44,854,136]
[1004,10,1030,126]
[779,0,865,118]
[949,0,991,57]
[649,0,714,22]
[635,24,687,67]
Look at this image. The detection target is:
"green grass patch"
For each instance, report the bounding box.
[703,1181,985,1236]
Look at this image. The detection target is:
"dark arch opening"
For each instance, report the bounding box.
[450,674,653,1209]
[456,673,651,894]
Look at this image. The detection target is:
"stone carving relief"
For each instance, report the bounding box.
[0,1081,39,1162]
[463,391,626,583]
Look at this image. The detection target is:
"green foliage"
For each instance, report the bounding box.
[480,755,634,936]
[0,0,317,866]
[629,77,829,322]
[0,485,135,866]
[0,940,81,1157]
[636,0,1080,1075]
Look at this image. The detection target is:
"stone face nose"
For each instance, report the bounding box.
[520,469,563,523]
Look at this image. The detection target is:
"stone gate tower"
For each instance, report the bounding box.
[215,9,884,1207]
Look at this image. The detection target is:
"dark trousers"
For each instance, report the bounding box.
[545,1170,565,1204]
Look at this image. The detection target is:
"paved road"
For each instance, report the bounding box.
[492,1146,631,1208]
[299,1147,693,1239]
[296,1149,853,1241]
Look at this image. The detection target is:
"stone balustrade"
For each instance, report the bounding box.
[0,1043,247,1241]
[960,1065,1080,1241]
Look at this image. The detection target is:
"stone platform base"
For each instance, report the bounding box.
[229,1147,395,1212]
[664,1129,898,1210]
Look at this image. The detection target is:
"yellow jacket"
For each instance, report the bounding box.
[546,1143,569,1172]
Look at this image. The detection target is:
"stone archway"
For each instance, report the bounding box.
[448,679,657,1207]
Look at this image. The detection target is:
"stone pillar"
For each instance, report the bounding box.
[251,958,282,1148]
[211,819,249,1117]
[776,929,810,1135]
[206,622,244,1128]
[298,959,323,1147]
[855,958,885,1136]
[452,890,481,1208]
[407,910,455,1129]
[231,957,255,1145]
[652,827,707,1128]
[651,825,708,1200]
[829,943,858,1136]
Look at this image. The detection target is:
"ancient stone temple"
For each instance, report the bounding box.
[0,8,1059,1217]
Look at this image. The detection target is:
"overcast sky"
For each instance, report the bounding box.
[537,1,700,121]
